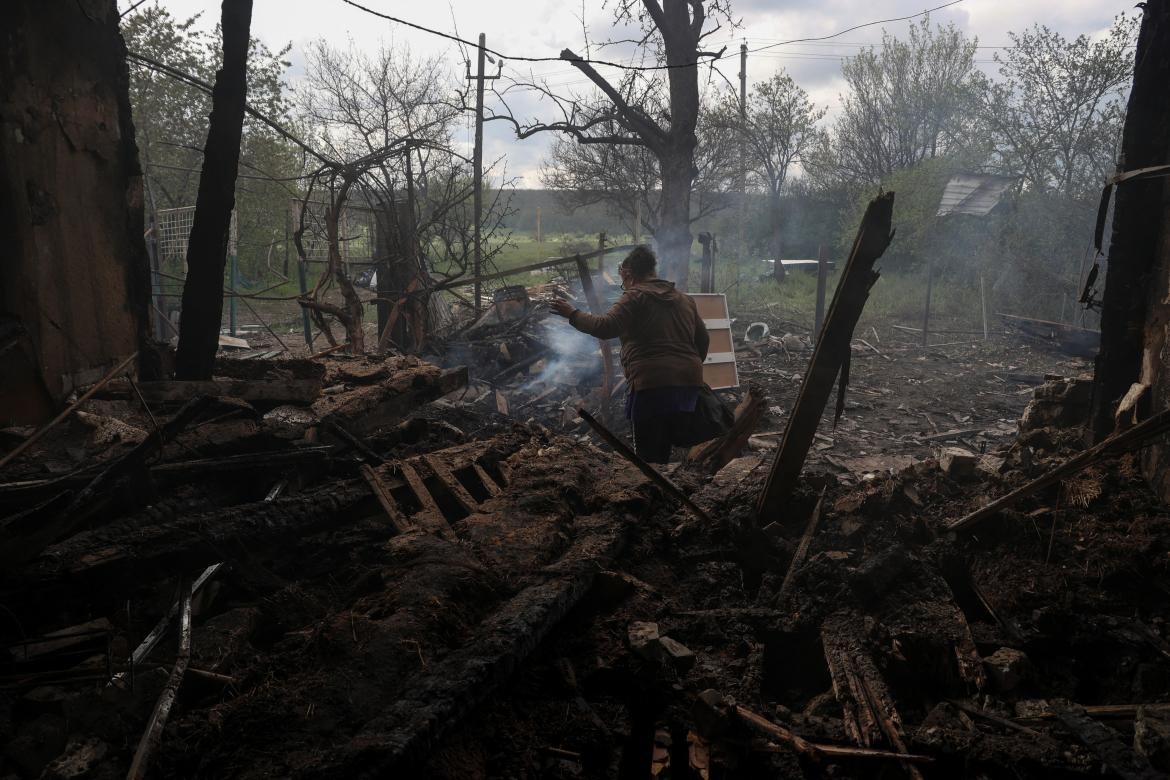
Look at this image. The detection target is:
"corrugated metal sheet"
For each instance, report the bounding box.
[936,174,1016,217]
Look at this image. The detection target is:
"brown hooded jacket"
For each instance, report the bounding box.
[567,278,709,391]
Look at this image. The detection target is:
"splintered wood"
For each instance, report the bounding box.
[685,384,767,473]
[756,193,895,523]
[821,612,924,780]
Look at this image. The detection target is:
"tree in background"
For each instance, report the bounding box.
[716,71,825,279]
[539,83,738,247]
[298,39,512,350]
[122,6,301,289]
[979,15,1137,201]
[975,14,1137,319]
[818,18,982,188]
[492,0,733,287]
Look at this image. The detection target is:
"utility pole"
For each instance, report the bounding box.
[739,43,747,118]
[471,33,486,312]
[466,34,500,313]
[737,42,747,305]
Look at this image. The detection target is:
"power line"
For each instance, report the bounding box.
[746,0,966,54]
[126,50,334,166]
[340,0,966,72]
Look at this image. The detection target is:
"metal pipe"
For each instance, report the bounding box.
[109,563,221,690]
[126,577,192,780]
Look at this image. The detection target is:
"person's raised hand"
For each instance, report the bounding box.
[550,298,575,318]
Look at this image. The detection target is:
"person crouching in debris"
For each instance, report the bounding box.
[551,245,730,464]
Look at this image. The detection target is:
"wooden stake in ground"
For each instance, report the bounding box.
[577,409,712,525]
[756,193,895,523]
[174,0,253,380]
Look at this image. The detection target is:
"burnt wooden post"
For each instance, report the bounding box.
[756,193,895,523]
[1,0,154,422]
[1089,0,1170,441]
[920,252,935,347]
[698,232,715,293]
[174,0,253,379]
[814,244,828,336]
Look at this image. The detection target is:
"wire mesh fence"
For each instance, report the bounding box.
[148,202,461,354]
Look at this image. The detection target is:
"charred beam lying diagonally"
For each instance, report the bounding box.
[577,409,713,524]
[126,578,193,780]
[756,193,895,523]
[947,407,1170,533]
[0,396,213,570]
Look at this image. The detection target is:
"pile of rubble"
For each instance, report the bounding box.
[432,277,630,436]
[408,376,1170,779]
[4,288,1170,779]
[2,350,657,778]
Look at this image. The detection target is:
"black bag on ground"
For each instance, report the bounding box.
[670,385,734,448]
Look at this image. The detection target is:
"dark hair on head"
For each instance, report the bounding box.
[622,245,657,278]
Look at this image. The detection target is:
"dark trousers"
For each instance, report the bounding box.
[632,412,689,464]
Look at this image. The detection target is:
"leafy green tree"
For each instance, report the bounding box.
[979,15,1137,200]
[818,18,984,188]
[121,6,302,288]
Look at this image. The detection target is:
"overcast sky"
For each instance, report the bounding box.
[123,0,1134,186]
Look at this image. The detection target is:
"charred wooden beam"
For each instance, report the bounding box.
[1050,700,1163,780]
[423,454,479,515]
[577,409,713,525]
[756,193,894,523]
[0,352,137,472]
[129,378,322,405]
[174,0,254,379]
[14,481,372,592]
[1089,0,1170,440]
[0,396,213,570]
[314,365,467,436]
[775,490,825,606]
[685,384,766,473]
[948,407,1170,533]
[314,511,634,776]
[735,704,933,764]
[360,463,416,534]
[126,578,193,780]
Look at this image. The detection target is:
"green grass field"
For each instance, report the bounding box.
[225,231,989,338]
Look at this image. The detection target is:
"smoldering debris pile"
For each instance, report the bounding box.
[0,348,666,778]
[432,278,629,435]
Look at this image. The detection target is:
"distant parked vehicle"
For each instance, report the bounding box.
[354,267,377,289]
[758,258,835,280]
